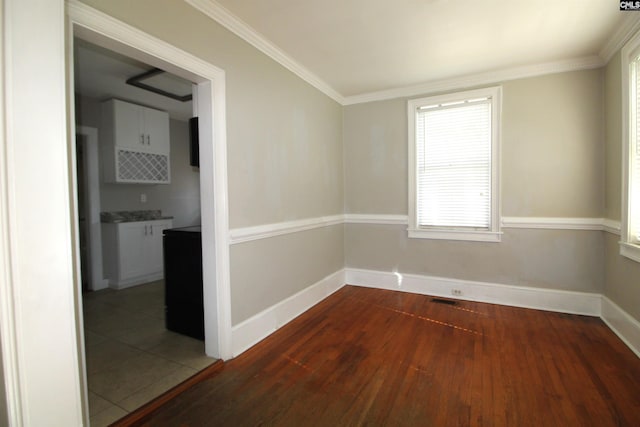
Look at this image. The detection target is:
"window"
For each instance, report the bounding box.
[621,32,640,262]
[408,87,501,242]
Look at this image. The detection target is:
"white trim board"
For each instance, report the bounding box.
[229,215,621,244]
[502,216,607,231]
[602,219,622,236]
[601,297,640,359]
[343,56,603,106]
[185,0,344,104]
[229,268,640,360]
[345,268,602,317]
[231,270,345,357]
[600,13,640,64]
[346,269,640,358]
[75,126,109,291]
[343,214,408,225]
[229,215,343,244]
[182,0,635,107]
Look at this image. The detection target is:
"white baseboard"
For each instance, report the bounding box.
[109,272,164,290]
[91,278,109,291]
[345,268,601,316]
[601,297,640,358]
[229,267,640,361]
[231,269,345,357]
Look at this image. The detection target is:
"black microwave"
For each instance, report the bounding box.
[189,116,199,168]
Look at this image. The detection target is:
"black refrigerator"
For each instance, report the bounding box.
[163,226,204,340]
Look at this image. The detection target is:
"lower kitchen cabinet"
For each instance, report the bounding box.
[102,219,173,289]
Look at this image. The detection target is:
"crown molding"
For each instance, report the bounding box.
[186,0,625,106]
[342,56,604,105]
[184,0,345,104]
[600,13,640,64]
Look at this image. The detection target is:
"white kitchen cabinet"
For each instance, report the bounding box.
[102,219,173,289]
[141,107,171,153]
[101,99,171,184]
[105,99,170,154]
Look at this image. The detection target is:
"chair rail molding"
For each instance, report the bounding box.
[501,216,608,231]
[229,215,621,244]
[229,215,344,244]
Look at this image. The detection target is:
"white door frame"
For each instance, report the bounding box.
[76,125,109,291]
[67,0,233,359]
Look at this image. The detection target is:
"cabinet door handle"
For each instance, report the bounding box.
[150,225,153,235]
[144,225,148,235]
[146,134,151,145]
[140,134,145,145]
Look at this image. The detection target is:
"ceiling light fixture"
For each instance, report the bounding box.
[126,68,193,102]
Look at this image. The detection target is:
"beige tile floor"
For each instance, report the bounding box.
[82,280,215,427]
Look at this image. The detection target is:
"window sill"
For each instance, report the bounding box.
[408,228,502,242]
[620,241,640,263]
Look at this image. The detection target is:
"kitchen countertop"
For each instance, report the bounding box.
[100,210,174,223]
[164,225,201,233]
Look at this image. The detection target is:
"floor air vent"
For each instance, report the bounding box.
[431,298,457,305]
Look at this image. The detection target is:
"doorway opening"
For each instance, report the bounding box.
[74,40,214,423]
[68,5,232,425]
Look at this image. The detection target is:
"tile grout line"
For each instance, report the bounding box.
[83,280,214,422]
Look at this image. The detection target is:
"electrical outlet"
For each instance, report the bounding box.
[451,289,462,296]
[140,193,147,203]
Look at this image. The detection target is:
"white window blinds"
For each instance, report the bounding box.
[631,57,640,241]
[415,98,492,229]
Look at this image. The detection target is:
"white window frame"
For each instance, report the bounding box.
[621,30,640,263]
[407,86,502,242]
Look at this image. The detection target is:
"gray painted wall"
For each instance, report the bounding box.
[76,0,636,326]
[231,225,344,324]
[79,0,345,325]
[344,70,603,217]
[344,69,605,294]
[603,51,640,321]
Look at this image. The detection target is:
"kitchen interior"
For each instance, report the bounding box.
[74,39,215,426]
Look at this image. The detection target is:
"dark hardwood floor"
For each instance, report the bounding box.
[114,286,640,426]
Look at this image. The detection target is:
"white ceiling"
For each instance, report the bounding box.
[75,1,640,108]
[207,0,638,100]
[74,39,194,121]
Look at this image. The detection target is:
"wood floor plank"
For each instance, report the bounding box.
[115,286,640,427]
